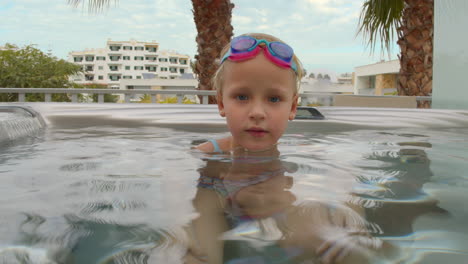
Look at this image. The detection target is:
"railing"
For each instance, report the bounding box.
[0,88,216,104]
[0,88,432,106]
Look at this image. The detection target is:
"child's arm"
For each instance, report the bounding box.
[315,203,399,264]
[280,202,398,264]
[186,187,228,264]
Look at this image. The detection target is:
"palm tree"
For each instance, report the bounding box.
[192,0,234,103]
[68,0,234,104]
[357,0,433,108]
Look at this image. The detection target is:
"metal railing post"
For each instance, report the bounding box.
[71,94,78,103]
[177,94,183,104]
[98,94,104,103]
[45,93,51,102]
[151,94,157,104]
[18,93,25,102]
[299,95,307,106]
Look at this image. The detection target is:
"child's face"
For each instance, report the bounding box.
[218,53,298,151]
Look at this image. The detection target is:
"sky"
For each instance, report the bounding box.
[0,0,398,77]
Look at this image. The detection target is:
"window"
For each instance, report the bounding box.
[125,66,131,70]
[73,57,83,62]
[369,76,376,89]
[158,58,168,62]
[136,76,142,79]
[109,75,121,81]
[134,66,144,70]
[98,66,104,70]
[123,46,133,50]
[109,45,121,51]
[146,56,157,61]
[109,65,119,71]
[85,56,94,62]
[123,75,132,79]
[96,56,106,61]
[160,67,167,72]
[145,66,157,72]
[145,47,158,52]
[85,66,93,71]
[134,56,144,60]
[123,56,130,60]
[180,59,187,65]
[109,55,121,61]
[169,58,178,63]
[85,75,94,81]
[180,69,185,74]
[98,75,104,80]
[134,46,144,51]
[169,67,177,73]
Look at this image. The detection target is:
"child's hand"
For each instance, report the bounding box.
[316,229,382,264]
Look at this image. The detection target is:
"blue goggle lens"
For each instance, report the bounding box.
[231,36,256,52]
[269,42,293,61]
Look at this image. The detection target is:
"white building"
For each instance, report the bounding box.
[354,59,399,95]
[299,74,354,106]
[336,73,353,85]
[68,39,192,88]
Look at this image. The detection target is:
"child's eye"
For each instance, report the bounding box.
[236,95,248,101]
[269,96,280,103]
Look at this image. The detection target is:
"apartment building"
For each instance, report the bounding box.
[68,39,192,87]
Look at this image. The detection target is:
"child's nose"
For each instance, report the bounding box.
[248,102,266,120]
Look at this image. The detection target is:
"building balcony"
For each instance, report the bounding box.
[144,61,158,66]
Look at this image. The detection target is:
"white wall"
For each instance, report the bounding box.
[353,60,399,94]
[433,0,468,109]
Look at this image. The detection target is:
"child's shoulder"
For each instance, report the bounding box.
[195,137,232,153]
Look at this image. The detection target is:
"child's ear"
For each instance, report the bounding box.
[288,94,298,120]
[217,93,225,117]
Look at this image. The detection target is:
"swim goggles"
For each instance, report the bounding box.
[221,35,298,74]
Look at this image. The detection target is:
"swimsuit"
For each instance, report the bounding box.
[208,139,223,153]
[197,140,306,263]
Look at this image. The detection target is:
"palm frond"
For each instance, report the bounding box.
[357,0,404,56]
[67,0,118,13]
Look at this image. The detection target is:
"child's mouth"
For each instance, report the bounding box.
[246,128,268,137]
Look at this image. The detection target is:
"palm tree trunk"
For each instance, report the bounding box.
[192,0,234,104]
[397,0,433,108]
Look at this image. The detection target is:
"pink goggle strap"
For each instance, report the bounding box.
[227,46,292,69]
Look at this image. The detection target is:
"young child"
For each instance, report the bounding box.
[195,32,302,153]
[188,33,398,264]
[188,146,395,264]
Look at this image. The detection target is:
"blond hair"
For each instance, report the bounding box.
[212,33,304,95]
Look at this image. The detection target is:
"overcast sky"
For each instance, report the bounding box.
[0,0,398,76]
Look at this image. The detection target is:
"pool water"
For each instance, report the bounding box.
[0,104,468,263]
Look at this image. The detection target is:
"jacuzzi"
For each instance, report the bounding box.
[1,103,467,264]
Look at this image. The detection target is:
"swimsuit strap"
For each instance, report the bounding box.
[208,139,222,153]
